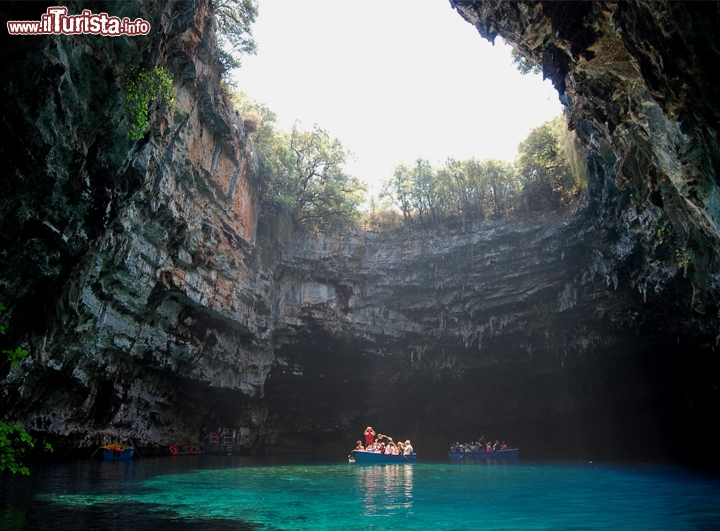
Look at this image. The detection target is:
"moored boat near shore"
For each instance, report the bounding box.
[351,450,417,464]
[101,443,135,460]
[448,448,519,460]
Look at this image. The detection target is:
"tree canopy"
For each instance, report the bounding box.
[212,0,258,76]
[380,116,583,226]
[511,49,542,76]
[233,92,366,230]
[516,116,583,211]
[234,89,582,231]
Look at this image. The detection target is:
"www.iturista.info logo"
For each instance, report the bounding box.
[7,6,150,36]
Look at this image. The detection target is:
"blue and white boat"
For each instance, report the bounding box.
[101,443,135,460]
[351,450,417,464]
[448,448,519,460]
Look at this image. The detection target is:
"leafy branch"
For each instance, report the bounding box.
[511,49,542,75]
[0,302,27,366]
[120,66,176,140]
[0,302,52,475]
[213,0,258,77]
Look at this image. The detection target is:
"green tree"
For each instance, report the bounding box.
[213,0,258,76]
[516,116,581,210]
[381,115,579,227]
[231,91,279,158]
[436,158,466,222]
[382,159,445,224]
[231,92,365,229]
[411,158,440,223]
[383,163,415,220]
[483,159,517,217]
[278,124,366,228]
[461,158,489,220]
[511,49,542,75]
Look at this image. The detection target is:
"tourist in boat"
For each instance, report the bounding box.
[493,440,500,451]
[397,441,404,454]
[501,442,508,450]
[404,440,414,455]
[355,441,364,451]
[364,427,375,446]
[486,442,492,452]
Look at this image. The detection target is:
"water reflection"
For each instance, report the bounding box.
[355,465,414,517]
[449,458,518,467]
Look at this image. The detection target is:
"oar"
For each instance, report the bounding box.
[401,452,411,463]
[129,437,142,458]
[90,446,100,459]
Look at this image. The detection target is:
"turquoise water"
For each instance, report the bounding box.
[1,457,719,530]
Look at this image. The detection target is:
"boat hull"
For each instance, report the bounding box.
[102,447,135,460]
[448,449,519,460]
[352,450,416,464]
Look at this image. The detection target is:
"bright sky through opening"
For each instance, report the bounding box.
[234,0,563,195]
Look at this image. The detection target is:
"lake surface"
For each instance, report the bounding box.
[1,456,719,530]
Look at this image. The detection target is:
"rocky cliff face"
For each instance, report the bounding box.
[1,1,719,460]
[0,0,273,451]
[452,0,720,313]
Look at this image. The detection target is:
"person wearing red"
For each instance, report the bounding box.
[364,426,376,446]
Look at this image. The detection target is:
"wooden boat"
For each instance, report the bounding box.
[101,443,135,460]
[351,450,417,464]
[448,448,519,460]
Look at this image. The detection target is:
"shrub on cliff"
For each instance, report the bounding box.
[120,67,175,140]
[0,302,52,475]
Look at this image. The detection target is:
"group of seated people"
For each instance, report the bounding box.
[355,426,414,455]
[450,436,507,453]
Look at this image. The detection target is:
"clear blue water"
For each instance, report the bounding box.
[1,456,719,530]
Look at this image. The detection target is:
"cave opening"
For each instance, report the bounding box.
[218,0,719,461]
[233,0,565,202]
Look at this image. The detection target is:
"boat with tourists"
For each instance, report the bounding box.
[350,427,416,463]
[101,443,135,460]
[448,448,519,460]
[351,450,417,464]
